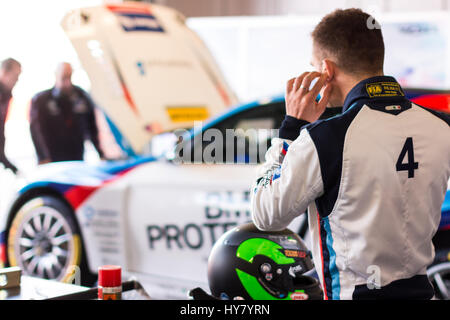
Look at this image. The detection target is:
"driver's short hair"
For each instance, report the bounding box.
[1,58,21,73]
[312,8,384,75]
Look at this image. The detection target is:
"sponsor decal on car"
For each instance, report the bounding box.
[107,4,164,33]
[146,191,251,250]
[166,106,210,123]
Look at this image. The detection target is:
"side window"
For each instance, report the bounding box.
[227,117,276,163]
[218,104,342,163]
[187,102,285,164]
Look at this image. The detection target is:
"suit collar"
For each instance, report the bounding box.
[343,76,405,112]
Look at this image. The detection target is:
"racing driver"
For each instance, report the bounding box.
[251,8,450,299]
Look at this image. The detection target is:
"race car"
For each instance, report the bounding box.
[0,90,449,299]
[0,95,306,299]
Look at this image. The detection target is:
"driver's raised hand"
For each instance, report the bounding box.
[285,71,332,123]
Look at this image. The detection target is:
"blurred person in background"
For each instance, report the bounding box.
[29,62,104,164]
[0,58,21,174]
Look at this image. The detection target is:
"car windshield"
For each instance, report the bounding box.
[143,131,180,158]
[172,103,343,164]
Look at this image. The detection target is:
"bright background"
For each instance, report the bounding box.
[0,0,120,173]
[0,0,448,175]
[188,12,450,102]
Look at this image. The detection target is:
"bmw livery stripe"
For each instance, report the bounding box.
[19,156,156,210]
[64,167,133,209]
[106,3,165,33]
[103,114,137,157]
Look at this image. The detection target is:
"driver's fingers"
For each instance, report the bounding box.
[300,71,322,93]
[309,73,327,97]
[316,83,332,112]
[286,77,296,95]
[292,72,309,92]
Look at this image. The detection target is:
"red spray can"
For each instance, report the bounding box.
[98,265,122,300]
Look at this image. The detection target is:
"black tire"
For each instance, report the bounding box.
[7,195,96,286]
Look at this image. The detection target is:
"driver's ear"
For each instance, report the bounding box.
[322,59,334,82]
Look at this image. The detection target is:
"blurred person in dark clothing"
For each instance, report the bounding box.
[30,62,104,164]
[0,58,21,174]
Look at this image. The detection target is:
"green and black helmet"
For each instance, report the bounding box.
[207,223,323,300]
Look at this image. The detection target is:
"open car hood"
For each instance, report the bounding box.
[61,2,237,155]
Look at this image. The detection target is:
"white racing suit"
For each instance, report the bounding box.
[251,76,450,299]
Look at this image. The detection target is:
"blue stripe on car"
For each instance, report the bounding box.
[103,113,138,157]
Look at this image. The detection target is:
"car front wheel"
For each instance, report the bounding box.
[7,195,91,285]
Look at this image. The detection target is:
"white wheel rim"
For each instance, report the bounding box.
[428,262,450,300]
[12,206,75,281]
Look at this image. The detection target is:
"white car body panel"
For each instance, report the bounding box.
[74,160,302,298]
